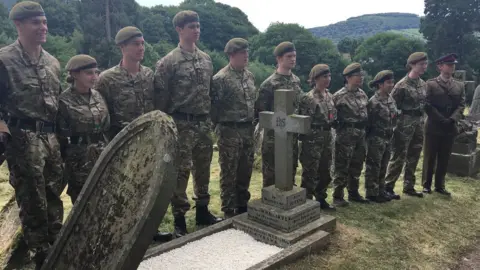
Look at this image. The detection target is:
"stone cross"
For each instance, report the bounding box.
[259,89,311,191]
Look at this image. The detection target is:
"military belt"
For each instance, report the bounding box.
[311,123,332,131]
[171,112,208,122]
[220,121,252,128]
[7,117,55,133]
[339,122,367,129]
[70,133,105,145]
[402,109,423,116]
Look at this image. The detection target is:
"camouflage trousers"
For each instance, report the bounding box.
[385,116,424,191]
[171,119,213,217]
[332,128,366,199]
[216,124,254,213]
[5,129,65,252]
[261,131,298,188]
[299,130,333,200]
[64,142,106,204]
[364,135,391,197]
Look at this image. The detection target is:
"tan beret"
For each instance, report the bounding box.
[309,64,330,80]
[343,62,363,76]
[407,52,428,65]
[115,26,143,45]
[224,38,248,54]
[368,70,394,89]
[9,1,45,20]
[173,10,199,28]
[65,54,97,72]
[274,42,295,57]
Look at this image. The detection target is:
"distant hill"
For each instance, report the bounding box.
[309,13,422,42]
[0,0,15,10]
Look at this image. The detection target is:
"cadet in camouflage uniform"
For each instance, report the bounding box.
[211,38,256,218]
[332,63,369,207]
[56,55,110,204]
[255,41,303,188]
[0,2,64,268]
[154,11,222,238]
[365,70,399,203]
[298,64,335,210]
[95,27,172,242]
[384,52,428,198]
[422,53,465,196]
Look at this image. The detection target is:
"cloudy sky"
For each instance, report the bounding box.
[136,0,425,31]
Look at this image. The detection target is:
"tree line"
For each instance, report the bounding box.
[0,0,478,101]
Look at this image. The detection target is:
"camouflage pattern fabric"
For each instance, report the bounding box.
[0,41,64,252]
[95,62,154,139]
[331,86,368,198]
[365,92,397,196]
[211,64,256,212]
[255,72,303,187]
[57,87,110,203]
[154,45,214,216]
[298,89,335,200]
[384,76,426,191]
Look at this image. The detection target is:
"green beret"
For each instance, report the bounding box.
[173,10,199,28]
[65,54,97,72]
[115,26,143,45]
[309,64,330,80]
[9,1,45,21]
[368,70,394,89]
[224,38,248,54]
[274,42,295,57]
[343,62,363,76]
[435,53,458,64]
[407,52,428,65]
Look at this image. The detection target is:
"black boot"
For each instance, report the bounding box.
[348,192,370,203]
[385,188,401,200]
[196,205,223,226]
[34,247,49,270]
[332,197,349,207]
[366,195,389,203]
[435,188,451,196]
[224,210,236,219]
[403,189,424,198]
[423,187,432,194]
[153,231,173,243]
[318,199,336,211]
[236,206,248,215]
[173,215,188,238]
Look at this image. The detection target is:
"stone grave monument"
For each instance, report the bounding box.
[142,90,336,270]
[446,70,480,177]
[41,110,179,270]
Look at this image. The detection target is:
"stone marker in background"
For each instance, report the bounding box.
[41,110,179,270]
[469,84,480,121]
[454,70,467,82]
[233,89,336,248]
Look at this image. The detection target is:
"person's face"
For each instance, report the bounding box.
[229,49,249,69]
[347,72,364,86]
[177,21,201,43]
[438,63,456,76]
[121,37,145,62]
[411,60,428,75]
[315,73,331,89]
[379,79,395,94]
[73,68,98,90]
[277,51,296,70]
[15,16,48,44]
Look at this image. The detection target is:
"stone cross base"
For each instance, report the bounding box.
[447,143,480,177]
[232,186,336,248]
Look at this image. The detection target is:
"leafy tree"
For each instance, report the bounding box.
[39,0,79,36]
[0,2,15,41]
[337,37,364,59]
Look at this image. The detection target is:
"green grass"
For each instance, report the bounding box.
[2,147,480,269]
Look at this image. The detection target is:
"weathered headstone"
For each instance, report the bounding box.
[469,84,480,120]
[41,110,179,270]
[233,89,336,248]
[454,70,467,82]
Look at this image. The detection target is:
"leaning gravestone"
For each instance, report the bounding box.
[141,90,335,270]
[41,110,179,270]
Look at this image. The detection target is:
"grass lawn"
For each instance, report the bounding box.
[1,149,480,269]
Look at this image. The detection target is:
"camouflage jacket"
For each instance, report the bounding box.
[95,62,154,130]
[299,89,335,126]
[154,45,213,115]
[367,92,398,137]
[391,75,426,117]
[0,40,62,123]
[425,76,465,135]
[57,87,110,137]
[255,71,304,139]
[211,64,256,123]
[332,85,368,126]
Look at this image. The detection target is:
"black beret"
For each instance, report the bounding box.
[9,1,45,21]
[173,10,200,28]
[274,42,295,57]
[115,26,143,45]
[65,54,97,72]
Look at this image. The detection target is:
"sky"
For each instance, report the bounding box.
[136,0,425,31]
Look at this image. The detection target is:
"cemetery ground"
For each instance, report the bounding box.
[1,150,480,269]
